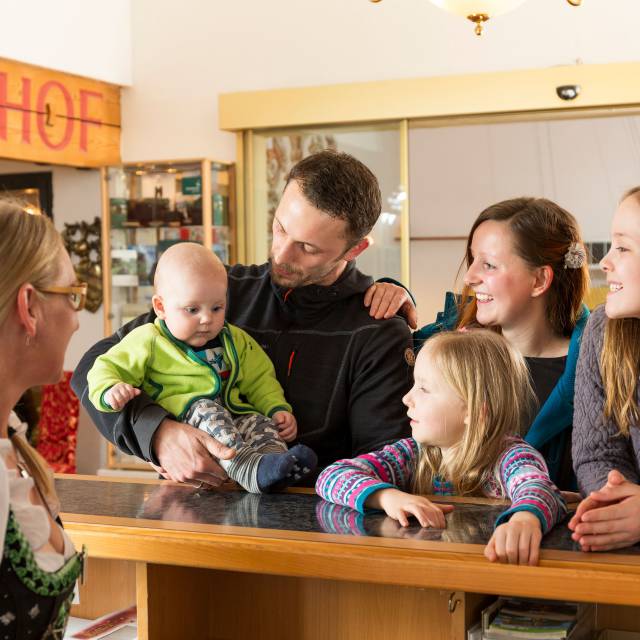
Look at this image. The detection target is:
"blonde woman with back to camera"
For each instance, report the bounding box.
[0,200,87,638]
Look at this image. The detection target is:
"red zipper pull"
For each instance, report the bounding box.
[287,349,296,377]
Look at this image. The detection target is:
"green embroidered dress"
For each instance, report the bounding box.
[0,422,83,639]
[0,511,82,639]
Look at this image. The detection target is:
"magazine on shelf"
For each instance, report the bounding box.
[70,605,136,639]
[487,612,574,638]
[111,249,139,287]
[481,597,594,640]
[498,600,578,622]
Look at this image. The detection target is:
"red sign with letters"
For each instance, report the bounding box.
[0,57,121,167]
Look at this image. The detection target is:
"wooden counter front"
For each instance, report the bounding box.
[57,475,640,640]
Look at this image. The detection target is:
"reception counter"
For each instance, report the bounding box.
[58,475,640,640]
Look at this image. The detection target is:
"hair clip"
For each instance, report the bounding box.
[564,242,587,269]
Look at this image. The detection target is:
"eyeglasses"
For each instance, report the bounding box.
[38,282,88,311]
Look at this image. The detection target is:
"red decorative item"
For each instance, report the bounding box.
[35,371,79,473]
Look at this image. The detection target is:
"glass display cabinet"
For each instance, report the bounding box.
[101,158,235,469]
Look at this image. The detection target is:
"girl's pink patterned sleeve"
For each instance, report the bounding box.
[315,438,419,514]
[494,438,567,534]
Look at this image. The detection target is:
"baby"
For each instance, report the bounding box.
[88,242,316,492]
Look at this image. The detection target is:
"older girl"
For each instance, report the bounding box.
[0,201,86,637]
[570,187,640,551]
[414,198,589,489]
[316,330,566,566]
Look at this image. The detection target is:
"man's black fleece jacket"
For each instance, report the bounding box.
[71,261,413,476]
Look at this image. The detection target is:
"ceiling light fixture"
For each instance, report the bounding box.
[369,0,581,36]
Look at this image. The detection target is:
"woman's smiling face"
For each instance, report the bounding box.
[601,195,640,320]
[463,220,538,330]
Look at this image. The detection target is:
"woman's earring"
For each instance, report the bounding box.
[25,334,32,347]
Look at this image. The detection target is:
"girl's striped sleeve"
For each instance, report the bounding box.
[315,438,419,514]
[495,438,567,533]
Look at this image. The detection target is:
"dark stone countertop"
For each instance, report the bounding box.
[56,478,640,556]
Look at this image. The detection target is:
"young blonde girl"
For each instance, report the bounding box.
[570,186,640,551]
[316,330,566,566]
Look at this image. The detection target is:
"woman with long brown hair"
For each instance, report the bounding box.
[569,187,640,552]
[0,200,87,637]
[414,197,590,489]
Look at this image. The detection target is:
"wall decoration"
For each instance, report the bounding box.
[35,371,78,474]
[61,217,102,312]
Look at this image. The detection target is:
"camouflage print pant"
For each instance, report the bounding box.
[184,398,287,493]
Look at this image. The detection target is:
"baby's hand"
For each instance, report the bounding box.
[485,511,542,566]
[104,383,141,410]
[272,411,297,442]
[376,488,454,528]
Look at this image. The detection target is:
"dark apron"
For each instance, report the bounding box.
[0,510,83,639]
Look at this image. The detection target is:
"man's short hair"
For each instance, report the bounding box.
[284,150,382,245]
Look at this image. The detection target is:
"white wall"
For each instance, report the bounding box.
[0,0,131,85]
[121,0,640,162]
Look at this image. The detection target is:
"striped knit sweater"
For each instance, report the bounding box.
[315,437,566,534]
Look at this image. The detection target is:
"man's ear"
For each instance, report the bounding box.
[152,294,166,319]
[16,283,38,339]
[531,265,554,298]
[343,236,372,262]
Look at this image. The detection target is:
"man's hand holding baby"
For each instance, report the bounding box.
[272,411,297,442]
[104,382,141,410]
